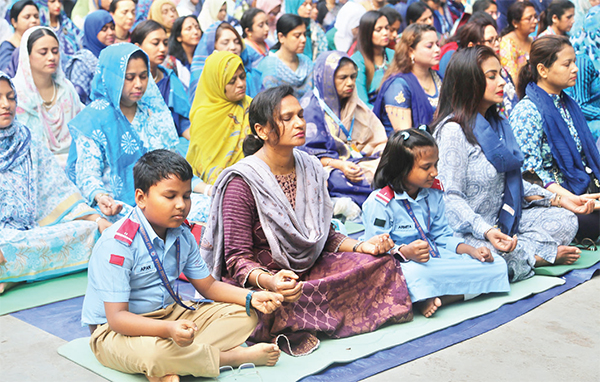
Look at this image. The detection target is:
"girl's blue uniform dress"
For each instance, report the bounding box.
[363,184,510,303]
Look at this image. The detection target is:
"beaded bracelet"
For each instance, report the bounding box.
[245,290,255,316]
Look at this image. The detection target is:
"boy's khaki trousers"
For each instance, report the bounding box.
[90,302,257,378]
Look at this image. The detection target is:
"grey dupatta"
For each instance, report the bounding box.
[201,149,334,280]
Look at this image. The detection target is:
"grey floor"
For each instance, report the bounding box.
[1,275,598,382]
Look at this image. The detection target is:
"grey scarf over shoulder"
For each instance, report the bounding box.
[201,149,334,280]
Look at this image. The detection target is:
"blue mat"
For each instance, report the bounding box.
[299,262,600,382]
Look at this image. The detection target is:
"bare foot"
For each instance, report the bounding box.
[146,374,179,382]
[536,246,581,266]
[555,246,581,265]
[220,343,280,368]
[417,297,442,318]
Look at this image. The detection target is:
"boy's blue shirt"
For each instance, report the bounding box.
[81,207,210,326]
[363,187,464,254]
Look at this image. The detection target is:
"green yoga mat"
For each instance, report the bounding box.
[0,271,88,316]
[58,275,564,382]
[534,249,600,276]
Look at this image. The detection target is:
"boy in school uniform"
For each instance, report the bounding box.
[81,149,284,382]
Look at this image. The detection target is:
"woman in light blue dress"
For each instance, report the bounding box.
[257,14,314,98]
[0,71,109,291]
[66,43,211,223]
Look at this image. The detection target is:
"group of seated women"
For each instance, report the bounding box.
[1,0,600,376]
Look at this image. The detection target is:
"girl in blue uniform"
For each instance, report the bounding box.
[362,128,510,317]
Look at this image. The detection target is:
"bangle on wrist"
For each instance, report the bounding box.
[324,158,334,167]
[484,227,495,239]
[255,272,269,291]
[555,194,562,208]
[204,184,213,196]
[352,241,363,252]
[94,216,102,224]
[245,290,255,316]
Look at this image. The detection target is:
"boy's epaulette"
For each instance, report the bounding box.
[375,186,395,205]
[431,179,445,191]
[183,219,204,246]
[114,218,140,246]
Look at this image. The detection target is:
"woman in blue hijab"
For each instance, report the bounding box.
[299,51,387,208]
[66,43,180,221]
[64,10,115,104]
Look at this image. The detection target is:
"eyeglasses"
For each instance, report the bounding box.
[481,36,501,45]
[216,363,263,381]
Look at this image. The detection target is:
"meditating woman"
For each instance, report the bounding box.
[0,0,40,75]
[64,10,115,104]
[166,15,202,88]
[351,10,394,108]
[147,0,178,37]
[432,46,592,282]
[499,1,537,88]
[13,26,83,167]
[300,51,387,208]
[201,85,413,356]
[0,71,109,292]
[510,36,600,241]
[66,43,180,220]
[450,12,519,117]
[187,51,251,193]
[198,0,229,32]
[110,0,136,43]
[405,1,434,26]
[257,14,314,98]
[132,20,191,144]
[189,22,263,98]
[256,0,282,46]
[537,0,575,37]
[35,0,83,66]
[285,0,328,61]
[374,23,441,135]
[240,8,270,69]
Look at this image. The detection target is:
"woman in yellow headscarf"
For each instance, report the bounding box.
[187,50,252,192]
[147,0,178,36]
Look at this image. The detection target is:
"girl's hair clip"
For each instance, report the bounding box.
[401,131,410,141]
[417,124,428,131]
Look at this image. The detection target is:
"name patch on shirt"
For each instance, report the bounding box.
[135,263,154,274]
[109,254,125,266]
[396,224,414,230]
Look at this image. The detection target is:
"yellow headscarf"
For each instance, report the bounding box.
[187,51,252,184]
[148,0,178,35]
